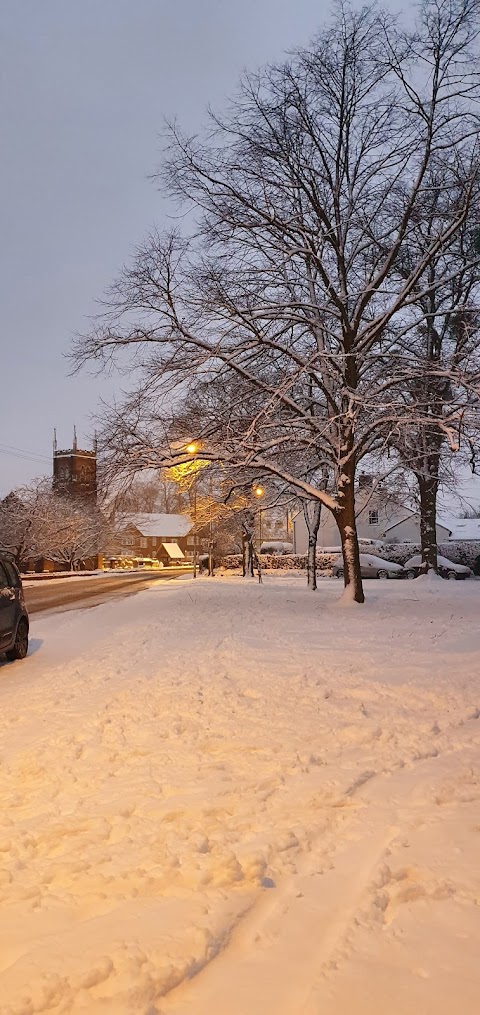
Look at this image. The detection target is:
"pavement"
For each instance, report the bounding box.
[24,569,192,615]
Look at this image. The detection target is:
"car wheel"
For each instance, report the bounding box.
[447,570,458,581]
[6,618,29,661]
[336,569,344,579]
[377,569,389,579]
[406,569,416,580]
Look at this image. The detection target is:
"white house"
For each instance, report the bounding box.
[443,517,480,541]
[382,514,451,544]
[292,479,452,553]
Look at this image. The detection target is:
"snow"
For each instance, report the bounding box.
[1,576,480,1013]
[445,517,480,541]
[123,513,192,537]
[334,553,404,572]
[404,553,471,574]
[161,542,185,559]
[259,541,293,553]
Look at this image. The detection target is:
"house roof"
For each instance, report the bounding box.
[123,513,192,537]
[162,542,185,559]
[383,513,452,535]
[444,517,480,540]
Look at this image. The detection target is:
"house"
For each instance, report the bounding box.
[443,517,480,541]
[292,476,451,553]
[115,513,193,565]
[382,514,451,544]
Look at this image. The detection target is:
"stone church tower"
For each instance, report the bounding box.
[52,428,97,501]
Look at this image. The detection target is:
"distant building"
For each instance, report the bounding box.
[293,476,451,552]
[53,429,97,501]
[115,512,194,565]
[443,517,480,541]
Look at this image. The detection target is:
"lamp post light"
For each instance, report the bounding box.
[252,484,265,548]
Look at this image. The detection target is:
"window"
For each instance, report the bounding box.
[0,563,10,589]
[3,562,18,587]
[368,510,379,525]
[140,538,148,548]
[151,537,157,546]
[187,537,195,546]
[123,536,134,546]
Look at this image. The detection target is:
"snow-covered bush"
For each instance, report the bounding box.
[372,542,480,568]
[222,552,337,571]
[223,542,480,573]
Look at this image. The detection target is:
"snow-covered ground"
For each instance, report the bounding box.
[1,575,479,1014]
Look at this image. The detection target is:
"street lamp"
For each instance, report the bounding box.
[253,484,265,545]
[186,442,200,577]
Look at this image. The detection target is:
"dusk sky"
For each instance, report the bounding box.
[1,0,331,494]
[2,1,479,510]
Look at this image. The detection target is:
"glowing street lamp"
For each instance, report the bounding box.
[185,442,200,577]
[252,484,265,544]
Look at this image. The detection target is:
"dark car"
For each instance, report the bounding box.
[403,554,472,581]
[332,553,405,579]
[0,556,29,661]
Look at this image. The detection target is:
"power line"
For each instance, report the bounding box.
[0,443,51,465]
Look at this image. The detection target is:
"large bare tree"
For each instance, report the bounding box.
[75,0,480,602]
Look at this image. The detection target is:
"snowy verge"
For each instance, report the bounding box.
[0,576,479,1014]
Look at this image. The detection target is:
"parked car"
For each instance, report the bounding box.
[403,554,472,580]
[260,542,294,555]
[332,553,404,579]
[0,555,29,661]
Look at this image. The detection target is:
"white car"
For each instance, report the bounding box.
[259,541,294,555]
[404,554,472,581]
[332,553,404,579]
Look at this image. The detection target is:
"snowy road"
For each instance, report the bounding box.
[0,575,479,1014]
[24,569,191,615]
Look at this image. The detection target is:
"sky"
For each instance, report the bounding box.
[1,0,479,511]
[0,0,331,494]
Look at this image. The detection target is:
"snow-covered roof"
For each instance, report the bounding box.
[444,517,480,541]
[123,513,192,537]
[162,542,185,559]
[383,513,452,535]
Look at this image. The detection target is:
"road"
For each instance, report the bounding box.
[24,569,192,615]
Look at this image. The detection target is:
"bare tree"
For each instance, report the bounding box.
[0,486,45,569]
[75,0,480,602]
[0,480,108,571]
[385,188,480,570]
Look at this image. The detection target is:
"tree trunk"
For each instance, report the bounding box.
[335,455,364,603]
[241,510,255,577]
[303,501,322,590]
[418,473,439,571]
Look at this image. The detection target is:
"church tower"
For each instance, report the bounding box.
[52,428,97,501]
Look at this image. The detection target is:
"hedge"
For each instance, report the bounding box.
[222,541,480,571]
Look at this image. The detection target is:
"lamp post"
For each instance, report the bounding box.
[208,471,214,576]
[247,484,264,582]
[186,442,199,578]
[253,483,265,550]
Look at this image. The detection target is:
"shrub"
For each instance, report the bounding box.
[222,542,480,572]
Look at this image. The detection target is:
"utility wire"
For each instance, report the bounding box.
[0,443,51,465]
